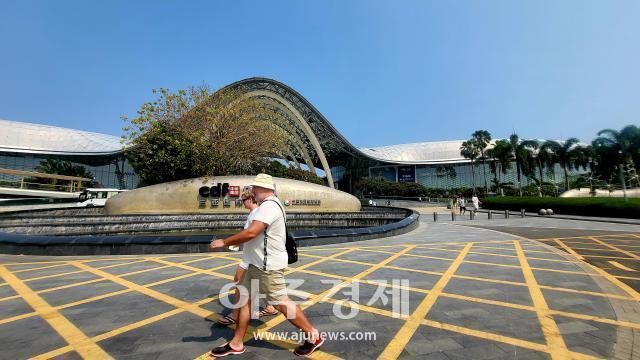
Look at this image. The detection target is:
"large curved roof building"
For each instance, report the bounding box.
[1,77,565,194]
[0,119,125,155]
[0,119,137,191]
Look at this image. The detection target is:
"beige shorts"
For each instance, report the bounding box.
[242,264,288,304]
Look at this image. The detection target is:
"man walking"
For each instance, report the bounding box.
[209,174,324,357]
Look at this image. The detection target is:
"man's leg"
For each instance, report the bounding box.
[229,266,247,320]
[210,275,251,356]
[273,298,318,339]
[229,298,251,349]
[273,298,325,356]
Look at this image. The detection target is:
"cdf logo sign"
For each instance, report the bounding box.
[198,183,241,208]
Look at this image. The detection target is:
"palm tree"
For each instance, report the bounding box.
[35,159,94,180]
[509,134,536,196]
[486,147,499,192]
[471,130,492,194]
[541,138,581,192]
[460,139,480,194]
[486,139,513,195]
[520,140,545,196]
[537,141,557,185]
[594,125,640,200]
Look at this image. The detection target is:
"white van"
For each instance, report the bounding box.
[77,188,128,207]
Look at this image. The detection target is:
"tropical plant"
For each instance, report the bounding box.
[460,139,480,193]
[263,161,324,185]
[540,138,583,192]
[593,125,640,198]
[486,139,512,195]
[509,134,537,196]
[33,159,94,184]
[471,130,492,193]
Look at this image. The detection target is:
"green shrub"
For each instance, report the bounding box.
[480,196,640,218]
[355,177,474,198]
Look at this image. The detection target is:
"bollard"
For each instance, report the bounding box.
[488,210,492,220]
[505,210,509,219]
[433,212,438,222]
[451,212,456,221]
[521,209,525,218]
[470,211,475,220]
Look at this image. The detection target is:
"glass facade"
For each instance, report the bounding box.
[363,162,585,190]
[0,152,139,189]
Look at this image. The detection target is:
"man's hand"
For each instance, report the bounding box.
[209,239,225,250]
[209,221,267,250]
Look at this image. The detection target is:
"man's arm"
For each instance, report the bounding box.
[209,220,267,250]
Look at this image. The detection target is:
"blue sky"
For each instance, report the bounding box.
[1,1,638,147]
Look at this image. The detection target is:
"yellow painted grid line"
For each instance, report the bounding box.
[10,263,71,274]
[4,232,638,359]
[293,288,598,360]
[299,250,634,301]
[14,260,640,360]
[552,253,635,260]
[0,265,113,360]
[589,236,640,260]
[293,265,640,330]
[378,243,473,360]
[535,233,640,241]
[425,247,581,264]
[19,258,151,282]
[137,249,358,359]
[584,262,640,303]
[615,274,640,281]
[609,261,636,272]
[514,240,570,360]
[606,243,640,249]
[0,259,239,326]
[0,254,220,304]
[421,319,594,360]
[554,239,585,260]
[367,248,603,277]
[191,245,419,360]
[11,241,635,360]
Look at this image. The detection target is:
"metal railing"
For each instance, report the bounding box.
[0,179,86,193]
[361,194,450,203]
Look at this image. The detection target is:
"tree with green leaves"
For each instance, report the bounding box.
[519,140,555,197]
[471,130,492,194]
[593,125,640,200]
[264,161,324,185]
[460,139,480,194]
[34,159,94,183]
[541,138,583,192]
[122,85,291,186]
[30,159,95,189]
[485,139,513,195]
[508,134,537,196]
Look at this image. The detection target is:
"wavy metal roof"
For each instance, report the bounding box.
[225,78,471,165]
[0,119,125,155]
[359,140,469,165]
[0,79,473,165]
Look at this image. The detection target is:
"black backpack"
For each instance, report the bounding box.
[261,200,298,270]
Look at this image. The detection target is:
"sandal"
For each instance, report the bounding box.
[216,315,236,325]
[209,343,245,357]
[258,308,279,317]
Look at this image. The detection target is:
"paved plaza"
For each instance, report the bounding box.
[1,217,639,359]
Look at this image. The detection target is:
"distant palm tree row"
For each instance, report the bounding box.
[460,125,640,196]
